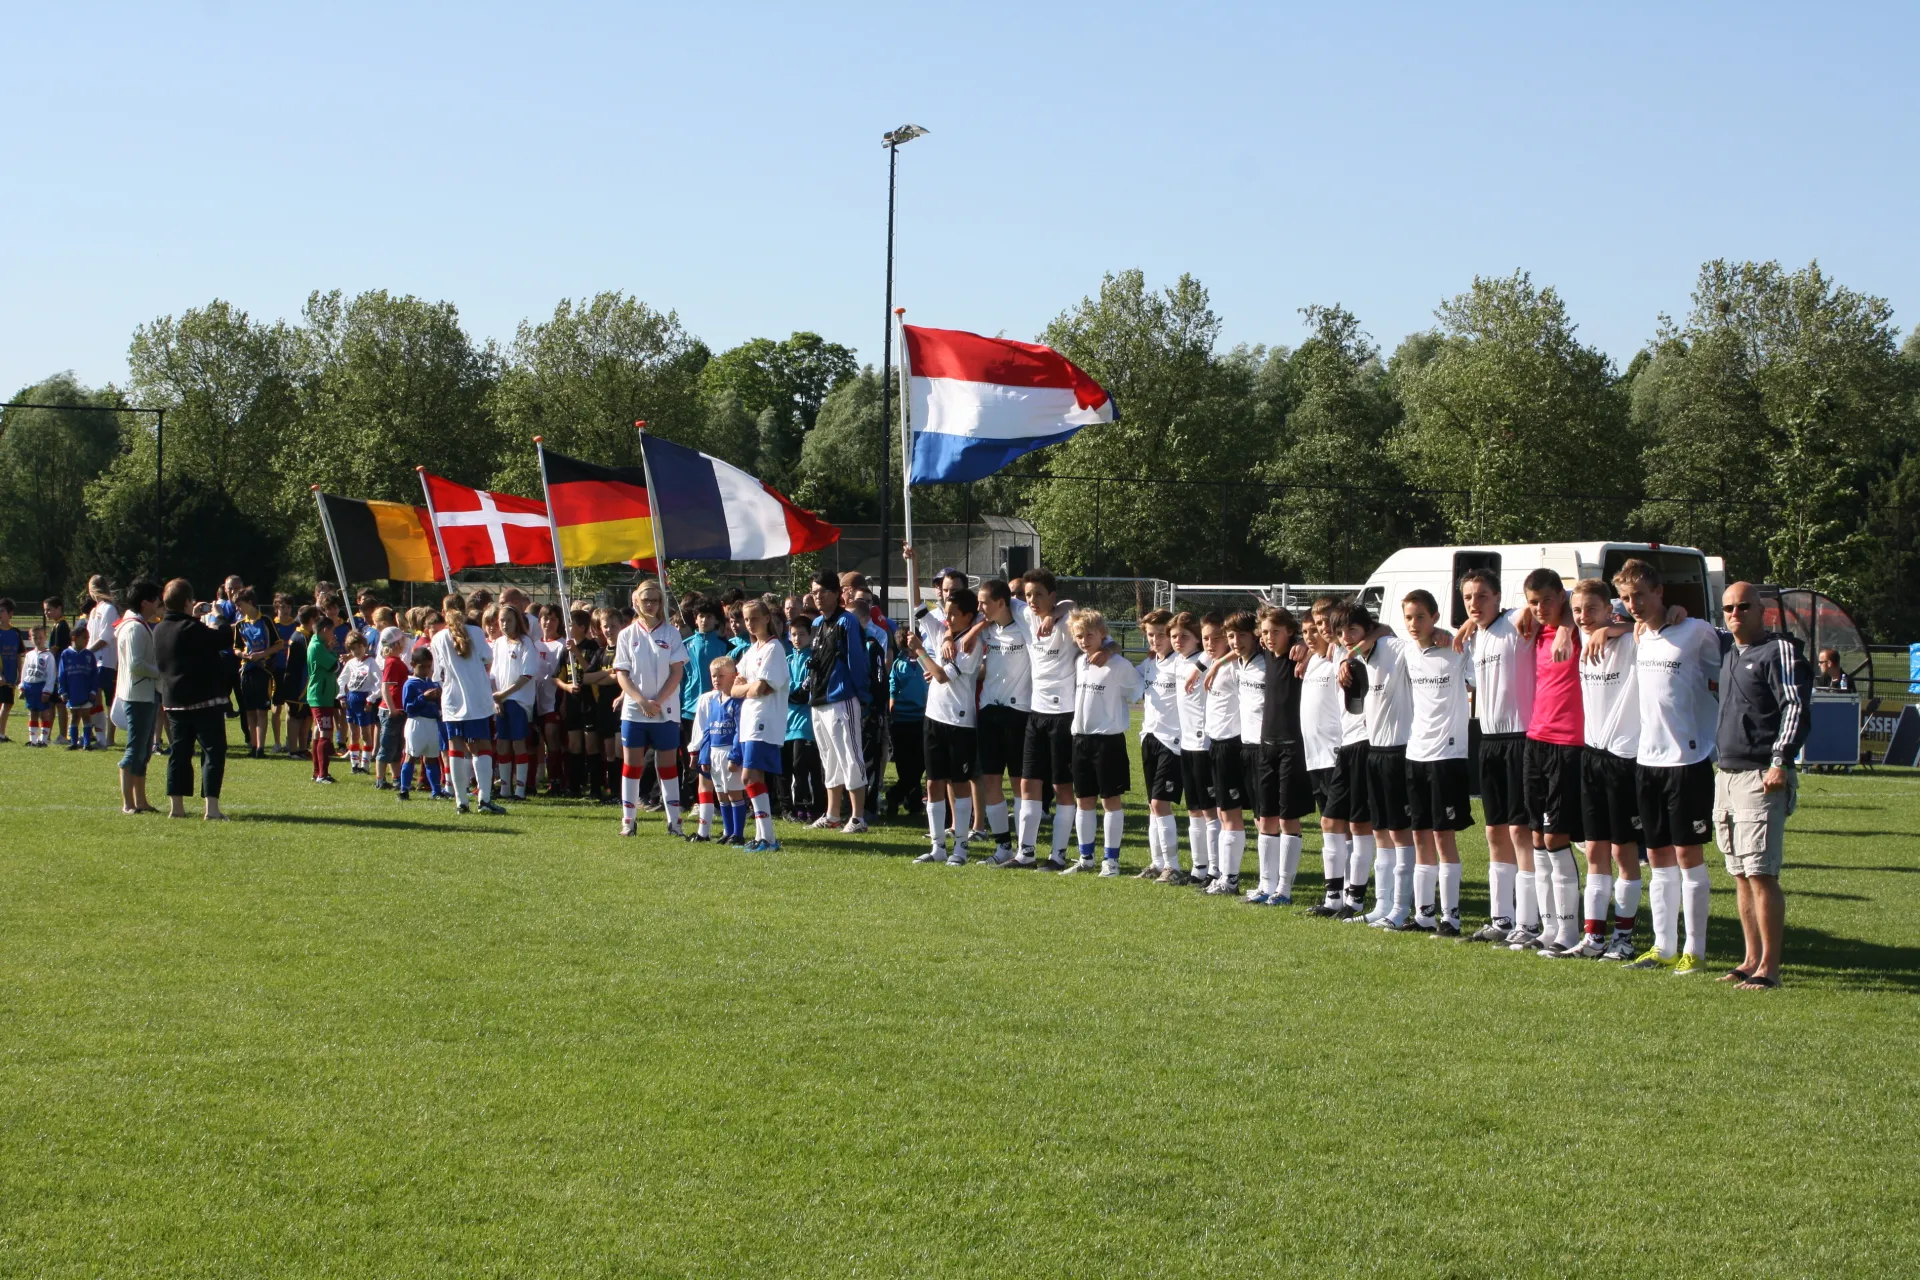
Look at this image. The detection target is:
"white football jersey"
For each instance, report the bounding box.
[979,614,1032,711]
[1204,653,1241,742]
[1138,654,1182,749]
[1363,634,1413,749]
[1071,652,1143,736]
[1234,651,1268,744]
[1633,617,1722,767]
[920,613,982,728]
[1405,639,1470,762]
[1580,630,1639,758]
[1173,650,1211,752]
[1465,608,1535,735]
[1018,600,1077,716]
[737,637,790,745]
[1300,651,1345,771]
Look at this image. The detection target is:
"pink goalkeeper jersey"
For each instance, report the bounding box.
[1528,624,1584,747]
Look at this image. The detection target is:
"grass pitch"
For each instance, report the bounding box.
[3,738,1918,1278]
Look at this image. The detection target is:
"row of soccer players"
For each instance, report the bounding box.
[900,558,1723,972]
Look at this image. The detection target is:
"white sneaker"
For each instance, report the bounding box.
[841,817,869,834]
[1042,854,1070,872]
[1012,852,1039,869]
[809,814,839,829]
[1544,933,1609,959]
[1098,859,1120,878]
[1599,933,1637,961]
[1205,875,1234,895]
[1059,857,1095,874]
[1505,927,1544,951]
[618,821,636,837]
[946,850,969,866]
[913,848,945,864]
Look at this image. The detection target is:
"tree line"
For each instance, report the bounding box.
[3,259,1917,636]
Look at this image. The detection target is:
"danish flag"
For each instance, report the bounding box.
[417,469,555,572]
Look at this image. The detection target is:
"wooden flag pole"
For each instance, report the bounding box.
[894,308,915,608]
[414,467,456,594]
[310,485,352,611]
[533,438,571,621]
[635,421,674,621]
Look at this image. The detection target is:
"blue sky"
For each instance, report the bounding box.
[3,2,1915,398]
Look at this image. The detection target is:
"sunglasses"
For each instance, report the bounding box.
[1722,602,1755,613]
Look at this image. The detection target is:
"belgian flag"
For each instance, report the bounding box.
[313,489,446,583]
[538,448,658,569]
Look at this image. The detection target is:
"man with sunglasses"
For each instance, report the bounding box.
[1712,581,1810,990]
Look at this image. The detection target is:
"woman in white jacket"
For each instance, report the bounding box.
[114,579,165,814]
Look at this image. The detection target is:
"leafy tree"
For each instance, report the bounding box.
[1256,306,1417,583]
[489,293,709,494]
[794,368,888,522]
[701,332,858,482]
[1393,271,1634,543]
[0,376,125,595]
[1023,270,1267,580]
[1634,260,1914,617]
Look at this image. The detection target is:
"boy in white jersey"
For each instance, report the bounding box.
[1200,612,1248,895]
[1333,600,1417,929]
[1315,600,1381,921]
[1302,602,1367,917]
[1008,568,1082,870]
[1453,569,1538,943]
[1066,610,1143,875]
[1400,591,1470,935]
[903,584,984,866]
[1555,578,1644,960]
[1228,611,1272,900]
[1135,610,1186,879]
[1615,559,1724,976]
[974,579,1031,865]
[1169,611,1218,885]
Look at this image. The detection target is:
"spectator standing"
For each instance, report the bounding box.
[113,579,165,813]
[1713,582,1812,990]
[0,597,22,743]
[85,575,121,747]
[154,579,231,820]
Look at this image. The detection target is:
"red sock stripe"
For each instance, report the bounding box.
[698,787,716,804]
[656,765,678,780]
[745,781,768,799]
[621,765,644,780]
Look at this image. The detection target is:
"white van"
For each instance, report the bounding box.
[1359,541,1723,638]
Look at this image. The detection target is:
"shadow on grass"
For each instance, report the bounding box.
[1789,829,1920,840]
[1792,863,1920,875]
[1778,924,1920,993]
[238,813,522,835]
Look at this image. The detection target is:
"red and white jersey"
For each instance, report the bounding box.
[1300,652,1345,771]
[490,634,540,709]
[613,619,689,723]
[1580,630,1639,758]
[1633,618,1723,767]
[1464,609,1534,735]
[736,637,789,746]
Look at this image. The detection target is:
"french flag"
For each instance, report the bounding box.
[904,324,1116,485]
[640,433,841,561]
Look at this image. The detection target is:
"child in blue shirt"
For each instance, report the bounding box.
[783,616,824,821]
[58,626,102,750]
[688,655,744,844]
[397,648,447,799]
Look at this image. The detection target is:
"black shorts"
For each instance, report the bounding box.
[1324,741,1369,823]
[1408,757,1474,831]
[0,685,12,708]
[238,664,272,712]
[1308,767,1335,814]
[1637,758,1714,850]
[1366,744,1411,832]
[1249,742,1315,820]
[925,717,978,782]
[1525,740,1585,839]
[977,704,1029,777]
[593,695,620,740]
[1479,732,1529,827]
[1581,748,1642,847]
[1208,737,1246,811]
[560,690,595,733]
[1180,748,1215,811]
[1021,711,1075,787]
[1071,732,1130,799]
[1141,735,1183,803]
[271,669,300,706]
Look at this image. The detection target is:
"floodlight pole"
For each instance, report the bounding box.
[875,124,926,619]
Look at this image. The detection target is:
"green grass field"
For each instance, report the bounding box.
[4,733,1919,1277]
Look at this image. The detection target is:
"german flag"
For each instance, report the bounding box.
[539,448,658,569]
[313,490,446,583]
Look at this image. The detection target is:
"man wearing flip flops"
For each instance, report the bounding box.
[1712,582,1811,991]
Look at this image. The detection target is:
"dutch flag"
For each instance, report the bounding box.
[903,325,1117,485]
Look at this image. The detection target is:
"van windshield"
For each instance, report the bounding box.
[1601,549,1709,622]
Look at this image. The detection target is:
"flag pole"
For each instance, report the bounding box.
[894,308,916,609]
[635,421,675,620]
[533,439,571,620]
[415,467,456,594]
[311,486,352,610]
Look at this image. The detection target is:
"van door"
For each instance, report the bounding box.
[1601,548,1710,622]
[1450,551,1501,628]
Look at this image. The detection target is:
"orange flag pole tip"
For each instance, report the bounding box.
[895,307,905,316]
[309,484,320,491]
[532,435,543,443]
[634,420,648,431]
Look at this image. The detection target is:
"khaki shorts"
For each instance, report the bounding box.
[1713,767,1795,878]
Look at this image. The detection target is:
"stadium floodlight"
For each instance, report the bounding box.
[882,124,929,148]
[875,123,930,616]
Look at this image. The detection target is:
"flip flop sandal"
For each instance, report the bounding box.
[1715,969,1752,984]
[1736,975,1780,991]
